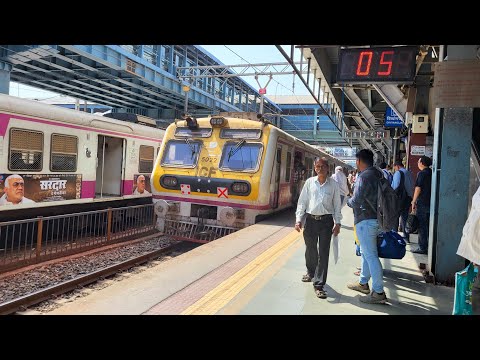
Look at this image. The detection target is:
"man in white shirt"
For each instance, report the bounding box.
[457,185,480,314]
[0,174,35,205]
[331,166,349,208]
[295,157,342,299]
[133,175,151,196]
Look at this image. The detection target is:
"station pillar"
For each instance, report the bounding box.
[0,61,12,94]
[406,74,430,180]
[429,45,477,283]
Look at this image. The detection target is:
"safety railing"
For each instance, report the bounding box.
[0,204,157,273]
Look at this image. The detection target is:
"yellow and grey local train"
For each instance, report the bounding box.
[151,112,351,242]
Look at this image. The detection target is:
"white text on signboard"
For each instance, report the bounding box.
[411,145,426,156]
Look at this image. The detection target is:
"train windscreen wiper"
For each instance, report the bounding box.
[228,139,246,161]
[184,138,197,159]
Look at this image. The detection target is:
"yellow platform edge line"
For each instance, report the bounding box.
[182,229,301,315]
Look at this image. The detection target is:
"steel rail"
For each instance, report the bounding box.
[0,242,185,315]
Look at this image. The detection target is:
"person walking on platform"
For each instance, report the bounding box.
[411,156,432,254]
[331,166,349,208]
[295,157,342,299]
[346,149,387,304]
[392,160,414,242]
[456,185,480,315]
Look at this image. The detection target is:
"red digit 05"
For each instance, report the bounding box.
[378,50,394,76]
[356,51,373,76]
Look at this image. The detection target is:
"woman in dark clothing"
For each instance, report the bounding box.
[411,156,432,254]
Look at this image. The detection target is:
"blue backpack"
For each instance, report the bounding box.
[355,231,406,259]
[377,231,406,259]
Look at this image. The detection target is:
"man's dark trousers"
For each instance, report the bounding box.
[399,206,410,241]
[303,214,334,290]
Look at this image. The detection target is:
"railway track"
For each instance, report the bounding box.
[0,239,195,315]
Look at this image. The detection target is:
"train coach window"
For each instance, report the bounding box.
[139,145,155,173]
[161,140,201,168]
[219,142,263,172]
[305,157,313,179]
[285,152,292,182]
[51,134,78,172]
[9,129,43,171]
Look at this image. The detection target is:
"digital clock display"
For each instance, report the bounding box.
[336,46,418,84]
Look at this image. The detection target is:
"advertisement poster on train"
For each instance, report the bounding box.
[0,174,82,205]
[133,174,151,196]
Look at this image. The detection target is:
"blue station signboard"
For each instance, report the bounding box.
[384,106,403,128]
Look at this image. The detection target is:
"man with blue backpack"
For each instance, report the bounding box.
[346,149,388,304]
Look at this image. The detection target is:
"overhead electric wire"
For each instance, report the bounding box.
[223,45,343,150]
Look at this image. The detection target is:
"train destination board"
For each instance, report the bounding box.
[344,130,390,139]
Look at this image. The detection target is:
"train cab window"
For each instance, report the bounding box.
[219,142,263,172]
[285,152,292,182]
[51,134,78,172]
[161,140,202,168]
[139,145,155,173]
[9,129,43,171]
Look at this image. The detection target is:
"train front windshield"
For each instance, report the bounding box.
[161,140,202,167]
[219,142,263,172]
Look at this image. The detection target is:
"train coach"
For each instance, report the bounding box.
[151,112,352,242]
[0,94,165,222]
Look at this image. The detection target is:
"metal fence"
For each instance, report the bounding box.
[0,204,157,273]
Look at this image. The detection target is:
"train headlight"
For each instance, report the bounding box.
[210,116,225,126]
[232,182,249,194]
[161,176,178,188]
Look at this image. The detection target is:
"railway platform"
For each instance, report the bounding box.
[48,206,455,315]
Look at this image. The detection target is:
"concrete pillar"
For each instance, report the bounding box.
[407,132,426,180]
[406,74,430,179]
[429,45,477,283]
[0,61,12,94]
[313,107,318,138]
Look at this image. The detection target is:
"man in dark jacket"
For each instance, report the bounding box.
[411,156,432,254]
[346,149,387,304]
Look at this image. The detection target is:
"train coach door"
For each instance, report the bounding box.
[272,147,282,208]
[96,135,124,197]
[292,150,304,205]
